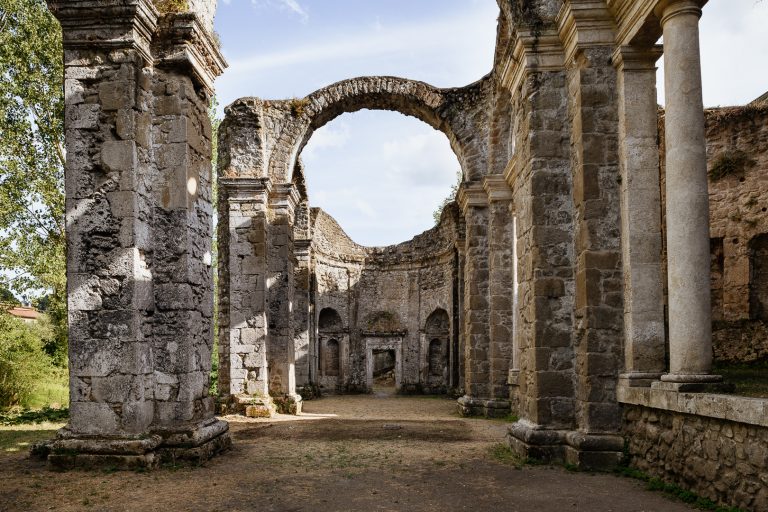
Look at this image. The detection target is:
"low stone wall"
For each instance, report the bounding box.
[620,387,768,511]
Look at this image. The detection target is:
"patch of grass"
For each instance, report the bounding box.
[0,424,60,453]
[0,406,69,426]
[714,361,768,398]
[26,368,69,410]
[615,466,746,512]
[488,443,524,467]
[289,98,310,117]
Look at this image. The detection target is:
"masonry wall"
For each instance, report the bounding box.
[306,205,461,394]
[623,403,768,511]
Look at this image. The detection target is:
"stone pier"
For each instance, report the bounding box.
[44,0,229,469]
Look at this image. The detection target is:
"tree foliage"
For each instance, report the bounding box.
[0,311,54,408]
[0,0,67,361]
[433,170,462,225]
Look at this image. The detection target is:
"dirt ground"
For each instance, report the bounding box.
[0,394,697,512]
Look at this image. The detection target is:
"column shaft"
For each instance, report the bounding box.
[658,0,719,382]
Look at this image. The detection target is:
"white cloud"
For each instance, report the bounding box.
[302,122,351,159]
[250,0,308,23]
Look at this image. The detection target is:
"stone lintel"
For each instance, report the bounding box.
[618,383,768,427]
[154,12,227,94]
[612,44,664,71]
[47,0,159,63]
[501,28,565,93]
[456,182,488,215]
[557,1,616,64]
[482,175,513,203]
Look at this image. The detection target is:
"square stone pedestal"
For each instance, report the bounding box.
[36,419,231,470]
[457,396,511,418]
[507,421,624,470]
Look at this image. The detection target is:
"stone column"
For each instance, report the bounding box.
[46,0,229,468]
[614,46,667,387]
[656,0,720,383]
[484,176,514,414]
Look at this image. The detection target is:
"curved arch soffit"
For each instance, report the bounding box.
[271,76,480,183]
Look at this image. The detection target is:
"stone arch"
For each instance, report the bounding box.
[425,308,450,335]
[265,75,493,184]
[318,307,343,331]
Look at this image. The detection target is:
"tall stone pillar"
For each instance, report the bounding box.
[484,176,514,414]
[47,0,229,468]
[456,183,492,416]
[655,0,720,384]
[614,46,667,387]
[217,178,272,404]
[266,184,302,413]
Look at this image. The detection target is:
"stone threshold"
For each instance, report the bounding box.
[617,383,768,428]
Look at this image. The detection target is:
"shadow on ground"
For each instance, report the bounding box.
[0,396,697,512]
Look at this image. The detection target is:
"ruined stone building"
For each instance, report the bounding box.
[46,0,768,510]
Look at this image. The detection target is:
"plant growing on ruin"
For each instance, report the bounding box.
[154,0,189,14]
[289,97,311,118]
[709,149,756,181]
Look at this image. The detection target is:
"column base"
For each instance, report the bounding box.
[273,394,303,415]
[220,394,276,417]
[653,378,734,393]
[37,418,231,470]
[457,396,511,418]
[507,421,624,470]
[619,372,664,388]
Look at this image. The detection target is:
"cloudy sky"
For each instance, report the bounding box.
[214,0,768,247]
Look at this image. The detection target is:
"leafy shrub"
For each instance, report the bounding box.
[0,312,54,408]
[709,149,756,181]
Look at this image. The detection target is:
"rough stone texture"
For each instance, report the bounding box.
[48,0,229,468]
[704,106,768,363]
[623,404,768,512]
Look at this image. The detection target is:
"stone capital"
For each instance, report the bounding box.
[612,44,664,71]
[654,0,705,25]
[557,1,616,63]
[154,12,227,94]
[482,175,514,203]
[47,0,159,62]
[220,177,271,203]
[456,181,488,215]
[269,183,302,213]
[501,27,565,92]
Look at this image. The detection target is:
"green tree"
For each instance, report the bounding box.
[0,0,67,362]
[433,170,462,225]
[0,311,54,408]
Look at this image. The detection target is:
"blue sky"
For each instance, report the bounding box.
[213,0,768,247]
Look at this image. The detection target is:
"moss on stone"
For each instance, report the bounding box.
[154,0,189,14]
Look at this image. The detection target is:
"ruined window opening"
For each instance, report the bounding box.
[749,233,768,321]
